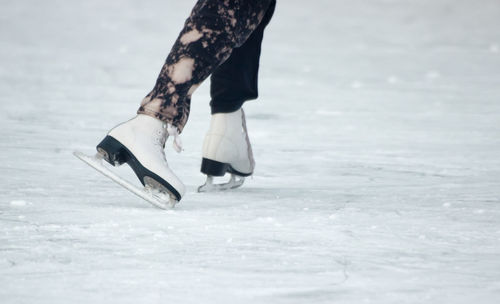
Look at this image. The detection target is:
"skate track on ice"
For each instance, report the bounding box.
[1,0,500,303]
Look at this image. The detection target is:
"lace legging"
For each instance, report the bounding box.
[137,0,275,133]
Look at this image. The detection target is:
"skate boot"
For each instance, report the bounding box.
[198,108,255,192]
[95,114,185,207]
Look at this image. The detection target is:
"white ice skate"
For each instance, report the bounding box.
[198,108,255,192]
[74,114,185,209]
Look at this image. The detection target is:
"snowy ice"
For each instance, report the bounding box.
[1,0,500,303]
[9,200,28,207]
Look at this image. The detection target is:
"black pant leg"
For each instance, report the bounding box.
[209,0,276,114]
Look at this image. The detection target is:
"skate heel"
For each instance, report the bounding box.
[96,136,128,166]
[200,158,229,176]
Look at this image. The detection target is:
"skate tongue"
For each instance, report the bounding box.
[167,124,182,153]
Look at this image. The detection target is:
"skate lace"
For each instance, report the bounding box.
[167,124,183,153]
[154,124,182,158]
[154,126,168,162]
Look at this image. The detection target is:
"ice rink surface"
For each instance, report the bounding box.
[1,0,500,303]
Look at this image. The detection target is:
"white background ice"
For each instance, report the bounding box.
[1,0,500,303]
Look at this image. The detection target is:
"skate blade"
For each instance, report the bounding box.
[197,175,245,193]
[73,151,177,209]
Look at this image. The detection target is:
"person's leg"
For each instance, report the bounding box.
[198,1,275,191]
[138,0,274,133]
[95,0,275,203]
[209,0,276,114]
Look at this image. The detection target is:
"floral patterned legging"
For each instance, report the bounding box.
[137,0,275,133]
